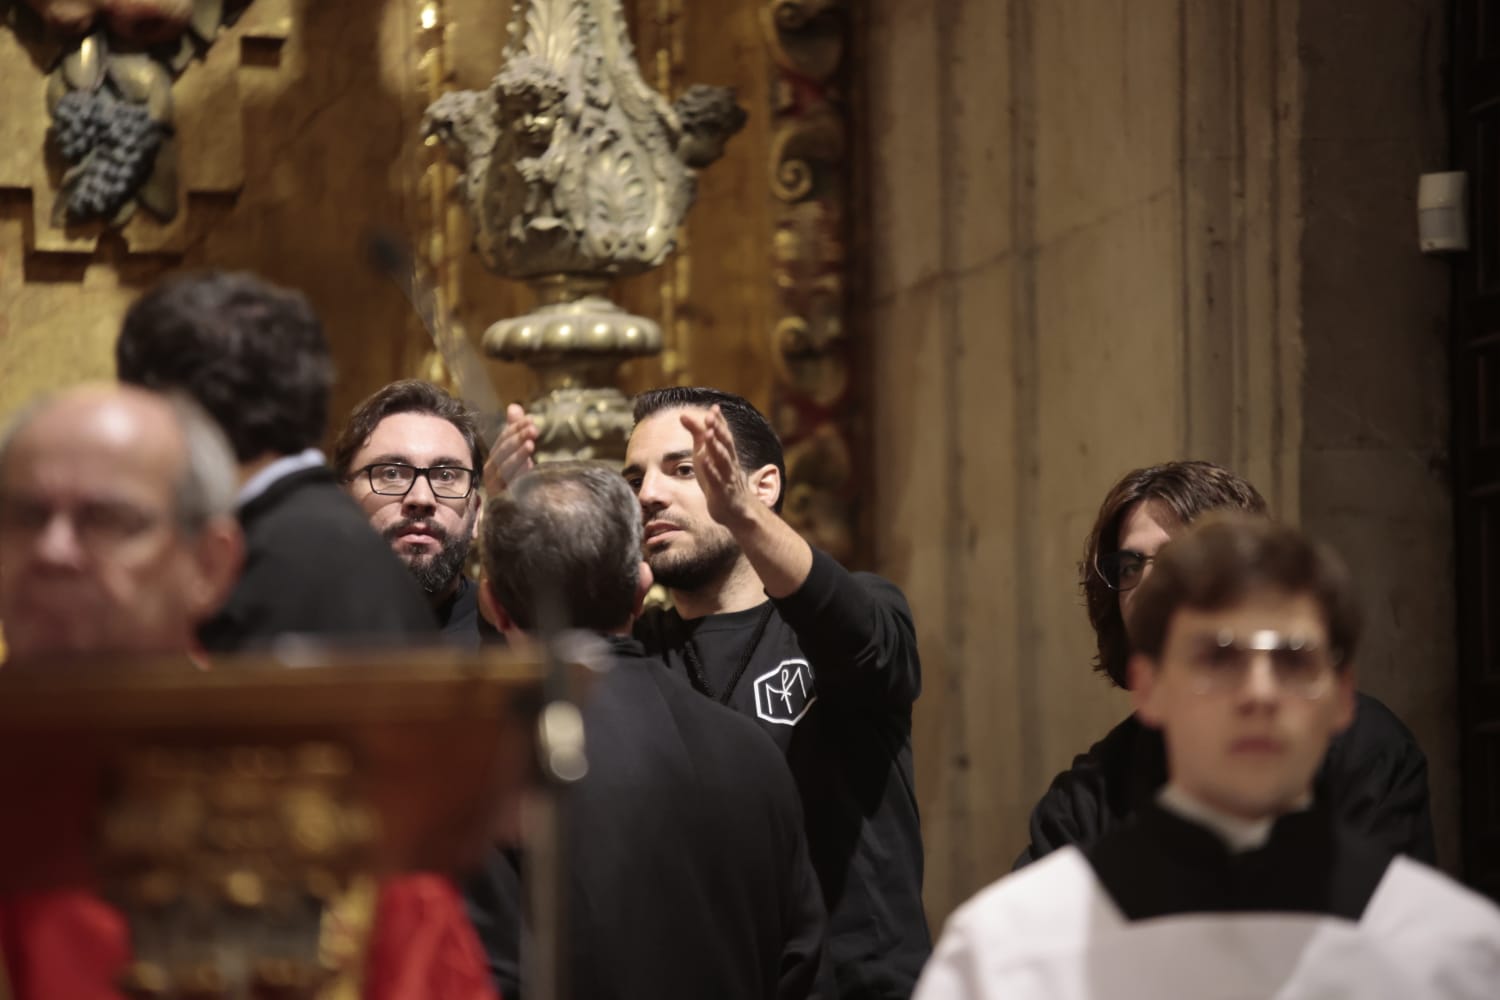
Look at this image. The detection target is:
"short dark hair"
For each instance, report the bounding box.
[1084,461,1268,687]
[631,387,787,513]
[116,270,333,462]
[1128,514,1361,669]
[330,380,485,480]
[480,461,641,633]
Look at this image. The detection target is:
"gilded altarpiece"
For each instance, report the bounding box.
[0,0,860,559]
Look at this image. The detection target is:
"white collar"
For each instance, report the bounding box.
[237,448,326,507]
[1156,783,1310,853]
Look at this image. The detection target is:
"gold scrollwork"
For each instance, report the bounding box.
[100,741,376,998]
[769,113,843,203]
[772,312,847,409]
[783,425,854,562]
[761,0,845,80]
[764,0,856,562]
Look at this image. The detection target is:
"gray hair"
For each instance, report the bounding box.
[481,461,643,632]
[0,398,41,480]
[0,387,237,533]
[164,391,238,530]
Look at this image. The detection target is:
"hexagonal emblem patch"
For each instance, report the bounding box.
[753,658,818,726]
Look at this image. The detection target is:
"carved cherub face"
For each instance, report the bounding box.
[494,59,567,154]
[23,0,194,45]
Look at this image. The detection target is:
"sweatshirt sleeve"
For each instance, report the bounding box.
[1014,757,1108,870]
[768,548,921,706]
[1320,693,1438,864]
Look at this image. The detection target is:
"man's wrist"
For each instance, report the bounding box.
[720,496,773,539]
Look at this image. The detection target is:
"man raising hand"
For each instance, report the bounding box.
[492,388,930,999]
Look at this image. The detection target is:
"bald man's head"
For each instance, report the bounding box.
[0,385,243,661]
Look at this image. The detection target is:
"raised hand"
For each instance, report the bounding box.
[680,405,757,529]
[484,403,538,494]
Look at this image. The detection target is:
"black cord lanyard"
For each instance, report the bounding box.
[682,603,775,705]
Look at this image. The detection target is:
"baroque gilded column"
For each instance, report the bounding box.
[422,0,744,461]
[763,0,855,562]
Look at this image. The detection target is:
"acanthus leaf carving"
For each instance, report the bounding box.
[422,0,745,463]
[423,0,744,284]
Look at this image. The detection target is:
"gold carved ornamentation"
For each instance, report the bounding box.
[762,0,855,561]
[422,0,745,461]
[0,652,565,1000]
[762,0,842,82]
[410,0,471,395]
[102,742,374,998]
[0,0,292,255]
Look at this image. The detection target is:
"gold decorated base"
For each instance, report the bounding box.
[482,294,663,368]
[0,648,590,1000]
[483,277,666,463]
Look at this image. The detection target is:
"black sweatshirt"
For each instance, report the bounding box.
[636,549,931,1000]
[1014,691,1437,870]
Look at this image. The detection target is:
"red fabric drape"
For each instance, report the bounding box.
[0,877,498,1000]
[364,875,499,1000]
[0,891,128,1000]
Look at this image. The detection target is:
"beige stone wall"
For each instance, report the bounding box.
[865,0,1453,927]
[1296,0,1457,873]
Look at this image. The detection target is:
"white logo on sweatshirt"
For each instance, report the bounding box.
[754,659,817,726]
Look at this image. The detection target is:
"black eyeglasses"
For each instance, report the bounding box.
[1094,550,1155,591]
[358,463,476,500]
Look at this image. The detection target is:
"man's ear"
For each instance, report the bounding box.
[749,464,782,511]
[478,575,516,634]
[631,561,654,620]
[1129,653,1165,727]
[189,516,245,622]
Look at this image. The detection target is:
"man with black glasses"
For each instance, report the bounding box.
[115,271,436,650]
[1013,460,1434,867]
[332,380,499,649]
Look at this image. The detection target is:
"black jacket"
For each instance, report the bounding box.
[199,465,437,651]
[1087,800,1395,922]
[435,576,504,651]
[464,636,828,1000]
[636,549,930,1000]
[1015,692,1437,869]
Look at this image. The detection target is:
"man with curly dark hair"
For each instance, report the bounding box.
[116,270,436,651]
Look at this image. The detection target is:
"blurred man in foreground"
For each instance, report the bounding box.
[0,384,494,1000]
[919,517,1500,999]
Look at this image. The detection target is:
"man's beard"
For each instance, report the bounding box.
[384,519,473,596]
[647,528,741,593]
